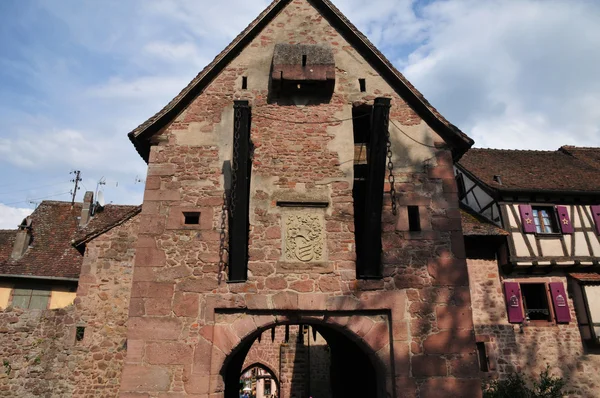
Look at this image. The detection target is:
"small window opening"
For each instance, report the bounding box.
[183,212,200,225]
[76,326,85,342]
[476,342,489,372]
[302,54,307,67]
[359,78,366,92]
[521,283,551,321]
[532,206,559,234]
[242,76,248,90]
[408,206,421,232]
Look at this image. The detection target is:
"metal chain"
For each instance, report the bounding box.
[230,108,242,218]
[217,190,228,283]
[384,110,397,216]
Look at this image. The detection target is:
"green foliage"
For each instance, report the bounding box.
[483,366,568,398]
[3,359,11,375]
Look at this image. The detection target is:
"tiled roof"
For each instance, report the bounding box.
[0,201,139,280]
[459,146,600,193]
[460,207,509,236]
[128,0,473,162]
[73,205,141,246]
[570,273,600,282]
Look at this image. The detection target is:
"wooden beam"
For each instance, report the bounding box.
[358,97,391,279]
[228,100,251,282]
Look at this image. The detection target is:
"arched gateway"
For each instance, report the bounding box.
[221,314,387,398]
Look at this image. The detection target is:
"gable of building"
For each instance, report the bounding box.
[128,0,473,162]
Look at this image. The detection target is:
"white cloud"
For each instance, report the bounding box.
[0,204,32,230]
[401,0,600,149]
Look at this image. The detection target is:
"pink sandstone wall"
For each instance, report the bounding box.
[0,216,138,397]
[467,258,600,397]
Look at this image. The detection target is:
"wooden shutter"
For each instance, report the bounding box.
[518,204,536,234]
[504,282,524,323]
[549,282,571,323]
[556,206,574,234]
[591,205,600,235]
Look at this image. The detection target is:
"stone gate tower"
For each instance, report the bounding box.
[121,0,480,397]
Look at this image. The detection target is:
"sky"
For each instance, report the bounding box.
[0,0,599,228]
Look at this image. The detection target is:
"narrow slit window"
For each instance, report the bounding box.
[76,326,85,342]
[242,76,248,90]
[183,212,200,225]
[359,78,366,92]
[408,206,421,232]
[352,104,373,275]
[476,342,489,372]
[302,54,307,67]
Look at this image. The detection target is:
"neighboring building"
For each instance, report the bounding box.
[121,0,478,397]
[0,194,138,311]
[456,146,600,396]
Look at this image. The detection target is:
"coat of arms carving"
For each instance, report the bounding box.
[284,214,324,262]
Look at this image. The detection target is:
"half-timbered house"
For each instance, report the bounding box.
[456,146,600,395]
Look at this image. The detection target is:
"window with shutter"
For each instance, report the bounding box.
[591,205,600,235]
[531,206,559,234]
[504,282,524,323]
[549,282,571,323]
[518,204,536,234]
[556,206,574,234]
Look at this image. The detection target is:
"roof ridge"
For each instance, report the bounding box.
[560,145,600,150]
[469,147,560,154]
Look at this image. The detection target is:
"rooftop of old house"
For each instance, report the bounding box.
[0,200,139,280]
[459,145,600,193]
[460,206,509,236]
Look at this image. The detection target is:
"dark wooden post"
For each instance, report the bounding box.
[229,100,251,282]
[360,97,391,278]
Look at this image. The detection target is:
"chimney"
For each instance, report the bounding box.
[11,217,32,260]
[80,191,94,227]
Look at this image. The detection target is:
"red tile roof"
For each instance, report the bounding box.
[128,0,473,162]
[460,207,509,236]
[459,146,600,193]
[0,201,139,280]
[570,273,600,282]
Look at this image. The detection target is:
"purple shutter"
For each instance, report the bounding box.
[518,204,536,234]
[592,205,600,235]
[556,206,574,234]
[549,282,571,323]
[504,282,524,323]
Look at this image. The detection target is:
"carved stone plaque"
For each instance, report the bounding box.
[284,214,324,263]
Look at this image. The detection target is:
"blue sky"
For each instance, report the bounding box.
[1,0,599,228]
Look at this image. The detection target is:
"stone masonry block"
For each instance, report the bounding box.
[423,330,475,355]
[127,317,183,341]
[412,355,447,377]
[146,342,193,365]
[420,378,482,398]
[436,305,474,330]
[427,257,469,286]
[120,365,171,392]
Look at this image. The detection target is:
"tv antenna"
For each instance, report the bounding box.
[92,177,106,215]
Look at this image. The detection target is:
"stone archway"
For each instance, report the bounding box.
[215,312,390,398]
